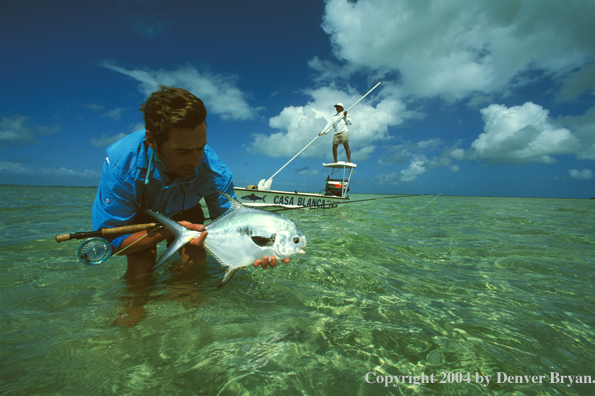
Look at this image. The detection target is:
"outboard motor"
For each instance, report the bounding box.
[324,177,349,196]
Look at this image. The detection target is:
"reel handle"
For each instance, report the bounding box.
[55,233,73,242]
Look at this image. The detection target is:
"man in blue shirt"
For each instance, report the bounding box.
[93,85,283,278]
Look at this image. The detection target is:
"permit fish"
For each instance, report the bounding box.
[145,192,306,287]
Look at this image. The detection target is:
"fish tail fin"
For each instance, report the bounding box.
[151,241,182,271]
[145,209,203,271]
[145,209,185,237]
[218,267,240,288]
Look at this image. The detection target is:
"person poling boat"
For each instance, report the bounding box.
[256,82,381,191]
[318,103,352,163]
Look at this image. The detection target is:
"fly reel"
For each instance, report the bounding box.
[77,237,112,265]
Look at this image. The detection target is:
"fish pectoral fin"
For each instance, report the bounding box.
[218,267,241,288]
[250,236,275,247]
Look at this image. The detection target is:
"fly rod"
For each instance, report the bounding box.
[55,223,159,243]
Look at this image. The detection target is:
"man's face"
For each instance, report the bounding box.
[146,122,207,179]
[335,106,343,113]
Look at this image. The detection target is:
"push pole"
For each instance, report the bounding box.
[257,82,381,190]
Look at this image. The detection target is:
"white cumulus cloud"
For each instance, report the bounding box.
[0,115,59,145]
[569,169,594,180]
[470,102,581,164]
[558,105,595,161]
[100,62,258,121]
[321,0,595,100]
[0,161,30,173]
[91,133,129,148]
[378,139,447,166]
[0,116,38,144]
[101,107,127,121]
[376,153,453,185]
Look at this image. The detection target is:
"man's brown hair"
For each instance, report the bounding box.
[140,84,207,145]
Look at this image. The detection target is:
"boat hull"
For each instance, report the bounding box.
[234,187,348,209]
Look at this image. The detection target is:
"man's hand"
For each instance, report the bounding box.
[178,221,208,246]
[343,111,348,117]
[253,256,290,269]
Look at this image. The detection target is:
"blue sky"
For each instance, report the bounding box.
[1,0,594,198]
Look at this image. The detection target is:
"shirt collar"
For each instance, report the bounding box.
[144,146,198,188]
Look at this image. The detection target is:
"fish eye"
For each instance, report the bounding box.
[293,237,300,244]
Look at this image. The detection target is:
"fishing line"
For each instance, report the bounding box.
[414,193,442,210]
[114,225,164,256]
[268,194,428,213]
[200,194,436,221]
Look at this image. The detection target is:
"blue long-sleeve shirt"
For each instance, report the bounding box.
[92,130,235,251]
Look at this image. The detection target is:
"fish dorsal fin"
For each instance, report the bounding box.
[209,190,244,223]
[215,189,243,210]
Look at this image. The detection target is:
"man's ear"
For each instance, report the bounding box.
[145,130,157,150]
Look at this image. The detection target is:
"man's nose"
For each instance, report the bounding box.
[188,150,202,167]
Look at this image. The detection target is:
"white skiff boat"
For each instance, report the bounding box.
[235,162,356,209]
[235,83,381,209]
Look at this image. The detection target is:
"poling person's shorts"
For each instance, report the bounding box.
[333,132,349,145]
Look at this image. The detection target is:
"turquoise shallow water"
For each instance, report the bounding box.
[1,185,594,395]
